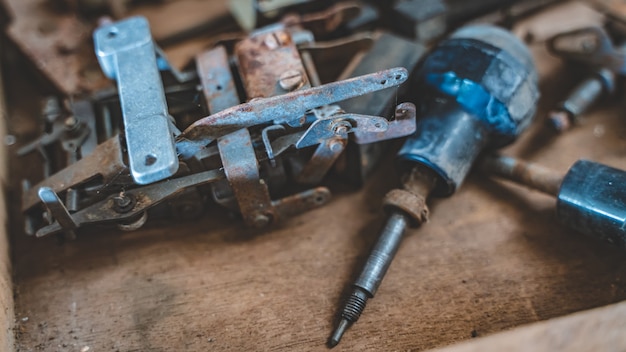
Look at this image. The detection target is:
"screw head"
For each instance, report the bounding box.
[329,140,344,152]
[333,125,349,136]
[251,213,271,228]
[64,116,79,130]
[278,70,303,91]
[112,193,135,213]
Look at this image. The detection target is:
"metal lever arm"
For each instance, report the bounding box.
[175,67,409,158]
[36,169,226,238]
[94,16,179,185]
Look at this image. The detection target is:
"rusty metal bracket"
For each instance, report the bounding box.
[351,103,417,144]
[218,128,331,227]
[218,128,275,228]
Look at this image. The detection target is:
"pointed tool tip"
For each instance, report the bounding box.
[327,337,339,349]
[327,318,350,348]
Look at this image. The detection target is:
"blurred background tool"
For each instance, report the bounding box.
[546,26,625,132]
[481,155,626,249]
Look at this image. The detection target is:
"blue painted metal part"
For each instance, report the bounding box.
[424,72,515,138]
[557,160,626,248]
[94,16,179,185]
[397,25,539,196]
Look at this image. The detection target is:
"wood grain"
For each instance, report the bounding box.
[0,32,15,351]
[433,300,626,352]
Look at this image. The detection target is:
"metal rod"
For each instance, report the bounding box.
[329,211,409,347]
[480,154,564,197]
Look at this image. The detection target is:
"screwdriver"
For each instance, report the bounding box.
[328,24,540,347]
[546,27,624,132]
[481,155,626,248]
[547,68,615,132]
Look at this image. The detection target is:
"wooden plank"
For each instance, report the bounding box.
[431,300,626,352]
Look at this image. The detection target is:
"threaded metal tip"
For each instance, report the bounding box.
[341,291,368,322]
[328,288,370,348]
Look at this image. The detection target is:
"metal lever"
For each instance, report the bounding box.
[38,187,78,238]
[94,16,179,185]
[36,169,227,238]
[175,67,409,158]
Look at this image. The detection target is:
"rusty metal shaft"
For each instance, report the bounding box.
[480,154,564,197]
[329,166,437,348]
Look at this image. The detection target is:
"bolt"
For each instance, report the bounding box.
[278,70,303,91]
[64,116,79,130]
[330,140,344,152]
[264,34,279,50]
[333,125,349,136]
[251,213,271,228]
[112,192,135,213]
[43,98,62,122]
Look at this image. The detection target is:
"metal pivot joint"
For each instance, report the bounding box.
[94,16,179,185]
[329,24,540,347]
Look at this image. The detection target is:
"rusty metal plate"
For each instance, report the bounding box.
[235,26,310,99]
[218,128,274,228]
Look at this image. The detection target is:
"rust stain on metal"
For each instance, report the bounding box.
[22,137,126,211]
[272,187,332,221]
[235,27,310,100]
[195,46,240,114]
[481,155,564,197]
[383,165,438,226]
[218,129,275,228]
[352,103,417,144]
[178,67,409,144]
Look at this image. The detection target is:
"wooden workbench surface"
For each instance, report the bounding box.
[5,2,626,351]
